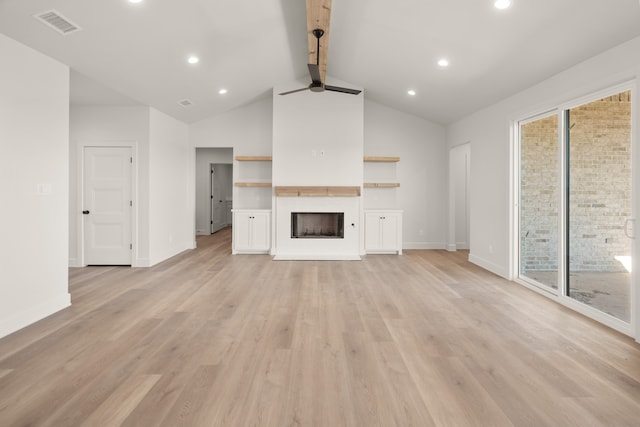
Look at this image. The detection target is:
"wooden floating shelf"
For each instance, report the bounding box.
[234,182,272,187]
[275,186,361,197]
[364,156,400,162]
[235,156,272,161]
[364,183,400,188]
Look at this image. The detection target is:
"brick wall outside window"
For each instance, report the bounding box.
[520,91,631,273]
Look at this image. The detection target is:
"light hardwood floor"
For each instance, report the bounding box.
[1,227,640,426]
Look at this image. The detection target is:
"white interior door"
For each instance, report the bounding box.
[83,147,132,265]
[210,164,226,233]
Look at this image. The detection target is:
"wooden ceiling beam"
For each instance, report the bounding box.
[306,0,332,84]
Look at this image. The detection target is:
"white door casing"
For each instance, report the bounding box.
[83,147,132,265]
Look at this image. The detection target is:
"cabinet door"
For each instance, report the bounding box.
[380,214,399,250]
[233,212,252,251]
[365,213,382,251]
[251,212,270,251]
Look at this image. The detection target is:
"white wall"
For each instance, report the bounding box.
[189,98,273,212]
[364,100,447,249]
[272,80,364,186]
[148,108,191,265]
[0,34,71,338]
[69,106,151,266]
[447,35,640,280]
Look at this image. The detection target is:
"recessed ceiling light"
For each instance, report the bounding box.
[407,90,416,96]
[218,89,228,95]
[187,56,199,64]
[437,58,449,67]
[128,0,143,3]
[494,0,511,9]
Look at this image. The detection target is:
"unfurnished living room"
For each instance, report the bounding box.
[1,0,640,426]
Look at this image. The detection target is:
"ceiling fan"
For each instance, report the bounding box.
[279,28,361,96]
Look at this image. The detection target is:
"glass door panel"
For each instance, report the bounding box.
[519,114,559,290]
[567,91,632,322]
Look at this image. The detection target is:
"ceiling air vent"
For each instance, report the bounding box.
[178,99,194,107]
[34,10,82,35]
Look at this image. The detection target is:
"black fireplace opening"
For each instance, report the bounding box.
[291,212,344,239]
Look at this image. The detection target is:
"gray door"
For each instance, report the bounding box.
[210,165,226,233]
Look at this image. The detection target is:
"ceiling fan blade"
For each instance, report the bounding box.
[324,85,362,95]
[308,63,322,84]
[278,87,310,96]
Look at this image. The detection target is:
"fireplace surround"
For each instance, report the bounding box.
[273,193,361,260]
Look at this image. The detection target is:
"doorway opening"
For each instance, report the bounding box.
[195,148,233,237]
[449,142,470,251]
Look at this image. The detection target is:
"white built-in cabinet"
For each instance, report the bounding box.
[232,155,272,254]
[364,210,403,254]
[232,209,271,254]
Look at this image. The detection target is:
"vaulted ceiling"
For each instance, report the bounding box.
[1,0,640,124]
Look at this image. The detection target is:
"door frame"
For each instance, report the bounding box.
[448,142,471,251]
[511,81,637,339]
[76,141,138,267]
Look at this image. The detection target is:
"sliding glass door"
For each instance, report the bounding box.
[517,87,635,330]
[519,113,559,291]
[566,91,633,322]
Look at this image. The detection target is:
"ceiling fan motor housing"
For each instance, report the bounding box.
[309,81,324,92]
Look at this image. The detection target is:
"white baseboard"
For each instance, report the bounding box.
[68,257,82,267]
[468,253,509,279]
[134,258,151,267]
[0,293,71,339]
[447,244,457,252]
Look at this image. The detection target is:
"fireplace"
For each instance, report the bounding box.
[291,212,344,239]
[274,194,361,260]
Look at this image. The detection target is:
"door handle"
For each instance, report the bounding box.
[82,210,90,215]
[624,218,635,239]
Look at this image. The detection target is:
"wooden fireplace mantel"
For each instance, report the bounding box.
[275,186,361,197]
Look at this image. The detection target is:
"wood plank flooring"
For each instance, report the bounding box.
[1,227,640,426]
